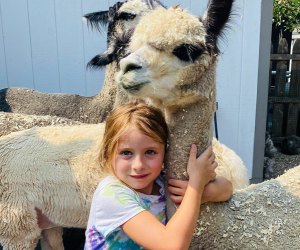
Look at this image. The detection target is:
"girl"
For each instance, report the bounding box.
[84,100,231,250]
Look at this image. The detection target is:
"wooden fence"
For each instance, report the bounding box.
[267,37,300,144]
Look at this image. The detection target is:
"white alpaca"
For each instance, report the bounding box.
[116,2,300,248]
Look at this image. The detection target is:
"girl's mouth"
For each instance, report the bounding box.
[130,174,149,179]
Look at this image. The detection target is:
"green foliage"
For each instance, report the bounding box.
[273,0,300,31]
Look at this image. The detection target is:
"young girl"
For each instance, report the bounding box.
[84,100,232,249]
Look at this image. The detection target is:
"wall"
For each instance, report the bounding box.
[0,0,108,96]
[0,0,273,180]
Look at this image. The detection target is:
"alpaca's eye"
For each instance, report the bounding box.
[172,44,203,62]
[148,43,163,51]
[118,12,136,20]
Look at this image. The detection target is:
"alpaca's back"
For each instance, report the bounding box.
[0,123,105,232]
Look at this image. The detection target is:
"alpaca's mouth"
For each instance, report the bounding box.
[121,82,149,93]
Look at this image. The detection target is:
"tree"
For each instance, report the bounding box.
[273,0,300,32]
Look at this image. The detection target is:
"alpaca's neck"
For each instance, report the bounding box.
[164,61,217,179]
[165,99,215,180]
[163,61,216,219]
[164,99,215,220]
[84,62,121,123]
[94,62,117,99]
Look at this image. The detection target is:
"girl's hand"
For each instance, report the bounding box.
[168,179,187,205]
[187,145,217,190]
[168,176,233,205]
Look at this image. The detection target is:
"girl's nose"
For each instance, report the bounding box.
[132,155,144,171]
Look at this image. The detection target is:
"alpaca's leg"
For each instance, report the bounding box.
[0,237,39,250]
[40,227,64,250]
[0,203,41,250]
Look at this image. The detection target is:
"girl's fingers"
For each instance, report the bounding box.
[209,152,216,163]
[168,179,187,188]
[212,161,218,170]
[188,144,197,159]
[199,146,213,160]
[168,186,185,196]
[168,179,187,196]
[169,194,183,205]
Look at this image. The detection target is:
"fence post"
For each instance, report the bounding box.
[286,39,300,135]
[272,38,289,137]
[289,39,300,97]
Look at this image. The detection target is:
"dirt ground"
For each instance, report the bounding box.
[268,151,300,179]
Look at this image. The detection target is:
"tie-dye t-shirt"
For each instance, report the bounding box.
[84,175,166,250]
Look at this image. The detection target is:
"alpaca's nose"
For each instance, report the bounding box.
[120,57,142,74]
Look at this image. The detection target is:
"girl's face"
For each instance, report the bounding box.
[113,127,165,195]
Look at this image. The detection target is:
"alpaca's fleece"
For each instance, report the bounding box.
[212,138,248,190]
[0,124,105,248]
[130,7,206,50]
[190,165,300,249]
[0,111,82,137]
[118,0,151,25]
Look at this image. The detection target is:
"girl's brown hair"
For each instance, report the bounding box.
[99,99,169,173]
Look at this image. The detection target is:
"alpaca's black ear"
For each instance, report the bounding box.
[87,52,114,69]
[87,30,132,70]
[83,11,109,33]
[143,0,166,9]
[202,0,234,54]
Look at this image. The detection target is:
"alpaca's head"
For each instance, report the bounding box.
[84,0,164,69]
[116,0,234,109]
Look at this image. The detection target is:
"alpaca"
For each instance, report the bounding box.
[115,2,300,248]
[0,124,105,249]
[116,0,246,190]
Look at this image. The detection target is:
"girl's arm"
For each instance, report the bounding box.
[201,176,233,203]
[122,145,217,250]
[168,176,233,205]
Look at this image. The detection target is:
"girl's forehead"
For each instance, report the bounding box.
[119,126,147,140]
[120,125,139,136]
[118,126,163,145]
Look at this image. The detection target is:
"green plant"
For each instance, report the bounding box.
[273,0,300,31]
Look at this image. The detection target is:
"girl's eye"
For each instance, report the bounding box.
[120,150,132,156]
[146,150,156,155]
